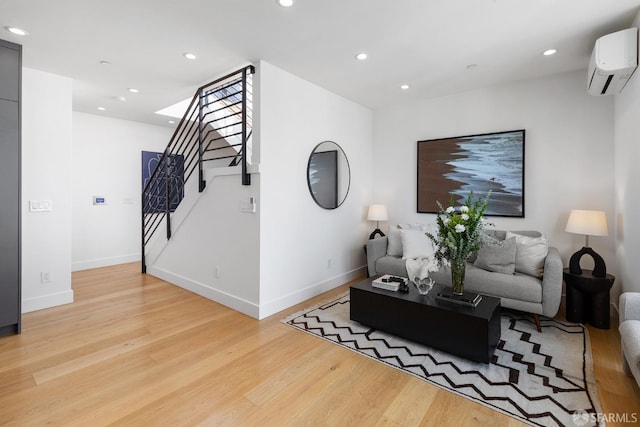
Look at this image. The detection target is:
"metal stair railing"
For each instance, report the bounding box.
[141,65,254,273]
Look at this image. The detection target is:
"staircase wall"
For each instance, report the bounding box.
[255,61,373,318]
[147,169,261,316]
[146,61,373,319]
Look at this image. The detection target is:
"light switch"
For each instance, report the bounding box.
[240,197,256,213]
[29,200,52,212]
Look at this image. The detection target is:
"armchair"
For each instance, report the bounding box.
[619,292,640,386]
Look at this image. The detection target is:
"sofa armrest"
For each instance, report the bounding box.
[541,247,563,318]
[366,237,388,277]
[620,293,640,323]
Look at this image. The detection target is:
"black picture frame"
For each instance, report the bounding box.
[417,129,525,217]
[142,151,185,214]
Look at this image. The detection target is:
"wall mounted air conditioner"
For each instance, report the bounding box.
[587,27,638,96]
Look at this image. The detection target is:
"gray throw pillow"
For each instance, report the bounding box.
[506,231,548,278]
[473,236,517,274]
[386,226,404,256]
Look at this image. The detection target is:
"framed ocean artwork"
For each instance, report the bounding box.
[417,130,525,217]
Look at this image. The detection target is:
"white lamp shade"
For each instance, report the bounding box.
[565,210,608,236]
[367,204,388,221]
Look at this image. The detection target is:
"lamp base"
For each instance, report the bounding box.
[369,228,385,240]
[569,246,607,278]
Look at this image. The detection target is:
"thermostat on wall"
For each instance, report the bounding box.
[93,196,106,205]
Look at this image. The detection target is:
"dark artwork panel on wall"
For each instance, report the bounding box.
[417,130,525,217]
[142,151,185,214]
[308,150,338,209]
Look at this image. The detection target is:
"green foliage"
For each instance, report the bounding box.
[426,192,493,267]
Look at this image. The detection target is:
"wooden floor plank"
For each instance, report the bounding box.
[0,262,638,426]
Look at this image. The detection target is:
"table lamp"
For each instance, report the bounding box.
[367,204,388,239]
[565,209,608,277]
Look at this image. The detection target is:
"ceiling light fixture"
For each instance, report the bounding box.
[276,0,294,7]
[97,107,106,111]
[543,49,557,56]
[128,88,139,93]
[169,120,176,124]
[99,60,112,65]
[400,84,410,90]
[183,52,197,60]
[466,63,479,70]
[355,52,368,61]
[5,26,28,36]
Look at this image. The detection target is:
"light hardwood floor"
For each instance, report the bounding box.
[1,263,638,426]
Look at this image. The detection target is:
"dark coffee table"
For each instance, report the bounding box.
[350,276,501,363]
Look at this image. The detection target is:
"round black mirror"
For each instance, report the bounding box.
[307,141,350,209]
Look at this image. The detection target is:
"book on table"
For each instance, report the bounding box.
[372,274,406,291]
[436,289,482,307]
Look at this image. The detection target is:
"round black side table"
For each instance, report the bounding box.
[563,268,615,329]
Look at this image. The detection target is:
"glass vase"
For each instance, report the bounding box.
[451,258,466,295]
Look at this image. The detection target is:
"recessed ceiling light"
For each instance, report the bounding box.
[128,88,139,93]
[543,49,557,56]
[99,60,112,65]
[97,107,106,111]
[400,84,410,90]
[277,0,294,7]
[183,52,197,60]
[5,26,28,36]
[466,63,479,70]
[355,52,368,61]
[168,120,176,124]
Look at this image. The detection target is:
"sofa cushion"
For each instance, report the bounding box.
[375,255,407,278]
[473,236,516,274]
[401,229,435,260]
[506,231,548,278]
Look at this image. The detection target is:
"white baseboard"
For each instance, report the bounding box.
[258,266,367,319]
[146,266,260,319]
[72,254,140,272]
[146,264,366,321]
[22,290,74,313]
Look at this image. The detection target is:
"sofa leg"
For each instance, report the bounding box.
[534,314,542,332]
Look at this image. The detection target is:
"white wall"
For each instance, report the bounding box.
[257,61,373,318]
[71,112,170,271]
[614,11,640,296]
[21,68,73,312]
[147,169,261,317]
[373,70,616,277]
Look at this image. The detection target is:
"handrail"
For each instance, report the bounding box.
[142,65,254,273]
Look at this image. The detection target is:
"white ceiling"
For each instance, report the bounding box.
[2,0,639,127]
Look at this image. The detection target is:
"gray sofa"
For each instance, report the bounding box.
[619,292,640,387]
[366,230,563,331]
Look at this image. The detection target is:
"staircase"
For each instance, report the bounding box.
[141,65,254,273]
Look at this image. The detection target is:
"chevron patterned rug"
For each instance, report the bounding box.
[283,292,603,427]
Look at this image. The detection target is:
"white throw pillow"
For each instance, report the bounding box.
[387,224,426,257]
[401,229,435,260]
[506,231,548,278]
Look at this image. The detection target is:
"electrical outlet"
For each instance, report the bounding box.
[327,258,332,269]
[215,266,221,279]
[41,272,51,283]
